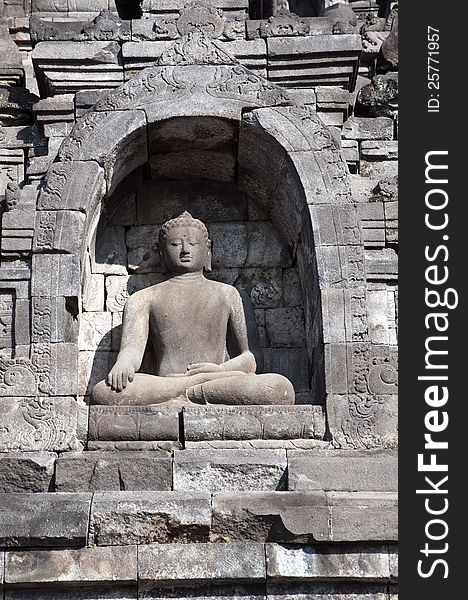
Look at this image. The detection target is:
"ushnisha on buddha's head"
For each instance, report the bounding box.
[158,211,212,274]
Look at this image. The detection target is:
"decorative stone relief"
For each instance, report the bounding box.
[328,393,397,450]
[0,292,14,350]
[260,9,310,38]
[0,396,86,452]
[0,356,37,397]
[176,2,225,39]
[352,343,398,396]
[157,30,238,66]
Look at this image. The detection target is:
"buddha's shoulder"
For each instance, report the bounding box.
[127,283,164,304]
[204,278,239,297]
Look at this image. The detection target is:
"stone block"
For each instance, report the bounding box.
[349,175,379,203]
[88,405,180,442]
[266,583,389,600]
[367,289,397,345]
[212,491,330,542]
[34,210,86,254]
[136,179,247,225]
[149,149,237,184]
[266,35,361,90]
[4,587,138,599]
[59,110,147,193]
[308,205,362,246]
[234,268,283,309]
[0,452,56,493]
[327,394,398,450]
[283,268,302,307]
[365,248,398,280]
[37,160,105,213]
[328,492,398,542]
[126,225,161,273]
[32,41,123,96]
[360,160,398,180]
[78,312,112,351]
[315,245,366,288]
[209,223,248,268]
[265,307,306,348]
[82,273,105,312]
[90,491,211,545]
[266,544,391,581]
[138,542,266,584]
[262,348,310,393]
[91,225,128,275]
[342,117,394,141]
[5,545,137,585]
[288,450,398,492]
[140,585,265,600]
[0,397,87,452]
[43,342,79,396]
[183,406,326,442]
[321,288,369,344]
[357,202,385,248]
[0,492,91,547]
[245,222,292,268]
[32,253,80,297]
[55,451,172,492]
[173,449,287,492]
[341,140,359,167]
[360,141,398,160]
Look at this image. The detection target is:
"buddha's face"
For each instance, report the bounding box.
[161,226,210,274]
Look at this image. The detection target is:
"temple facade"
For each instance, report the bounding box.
[0,1,398,597]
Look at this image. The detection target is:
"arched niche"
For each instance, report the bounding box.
[32,32,396,448]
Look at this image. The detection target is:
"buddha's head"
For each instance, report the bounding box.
[158,211,212,274]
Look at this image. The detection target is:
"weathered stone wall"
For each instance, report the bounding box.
[0,0,398,597]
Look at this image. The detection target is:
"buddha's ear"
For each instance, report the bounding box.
[204,239,212,272]
[159,247,168,274]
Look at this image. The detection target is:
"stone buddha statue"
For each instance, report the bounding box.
[91,212,295,406]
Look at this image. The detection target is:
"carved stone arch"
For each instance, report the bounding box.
[32,32,396,449]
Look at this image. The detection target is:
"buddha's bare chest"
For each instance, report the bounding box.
[148,287,230,341]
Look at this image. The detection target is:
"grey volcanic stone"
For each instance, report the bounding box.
[342,117,394,140]
[183,406,326,442]
[212,491,330,542]
[0,492,91,547]
[139,542,266,584]
[288,450,398,492]
[4,588,138,600]
[89,491,212,545]
[0,87,39,126]
[356,74,398,118]
[173,449,287,492]
[140,585,265,600]
[0,452,56,492]
[266,544,391,580]
[55,451,172,492]
[328,492,398,542]
[266,583,389,600]
[5,545,137,585]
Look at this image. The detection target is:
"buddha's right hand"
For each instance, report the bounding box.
[107,360,135,391]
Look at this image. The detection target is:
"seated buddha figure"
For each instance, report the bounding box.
[91,211,295,406]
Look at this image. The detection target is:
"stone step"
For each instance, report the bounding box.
[2,542,397,589]
[1,449,397,494]
[0,489,397,548]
